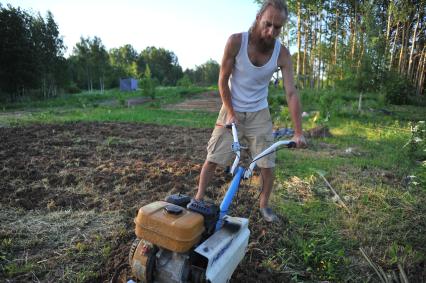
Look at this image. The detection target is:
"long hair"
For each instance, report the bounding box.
[250,0,289,32]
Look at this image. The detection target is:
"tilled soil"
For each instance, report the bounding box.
[0,122,291,282]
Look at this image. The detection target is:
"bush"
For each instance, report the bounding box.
[318,91,344,119]
[177,74,192,87]
[406,121,426,161]
[65,82,81,94]
[268,94,286,122]
[278,106,291,127]
[407,94,426,107]
[336,57,384,94]
[382,72,416,105]
[140,65,156,99]
[141,78,155,99]
[405,120,426,189]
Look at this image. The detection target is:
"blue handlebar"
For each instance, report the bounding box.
[215,166,244,231]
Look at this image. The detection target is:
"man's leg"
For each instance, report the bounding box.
[259,167,279,222]
[259,167,274,208]
[195,160,217,200]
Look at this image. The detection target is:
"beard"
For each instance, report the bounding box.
[250,23,275,52]
[258,36,275,51]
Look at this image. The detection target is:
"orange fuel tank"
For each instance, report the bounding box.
[134,201,204,253]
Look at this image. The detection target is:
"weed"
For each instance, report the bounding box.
[102,244,111,258]
[1,238,12,251]
[3,262,35,278]
[104,136,120,147]
[75,242,88,253]
[265,197,353,281]
[405,120,426,161]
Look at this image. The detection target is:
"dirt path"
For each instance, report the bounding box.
[0,122,290,282]
[165,90,222,112]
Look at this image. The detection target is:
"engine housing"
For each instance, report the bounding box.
[134,201,205,253]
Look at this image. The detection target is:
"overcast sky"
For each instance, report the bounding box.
[5,0,261,70]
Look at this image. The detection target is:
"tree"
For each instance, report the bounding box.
[0,4,65,101]
[253,0,425,100]
[31,11,65,98]
[70,36,109,92]
[0,5,35,101]
[194,59,220,85]
[140,64,155,99]
[89,37,109,93]
[140,47,183,85]
[109,44,140,78]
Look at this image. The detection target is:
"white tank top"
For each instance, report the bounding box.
[229,31,281,112]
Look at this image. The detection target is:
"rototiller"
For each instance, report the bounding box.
[128,123,295,282]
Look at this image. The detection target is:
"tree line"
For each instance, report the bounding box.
[1,2,424,104]
[0,5,66,101]
[271,0,425,103]
[0,4,220,102]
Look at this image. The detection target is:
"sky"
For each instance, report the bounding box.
[5,0,261,70]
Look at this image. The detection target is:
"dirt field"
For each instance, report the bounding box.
[0,122,292,282]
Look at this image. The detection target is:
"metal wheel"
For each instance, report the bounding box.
[128,238,140,266]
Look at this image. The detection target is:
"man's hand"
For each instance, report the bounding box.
[292,133,307,148]
[225,112,238,125]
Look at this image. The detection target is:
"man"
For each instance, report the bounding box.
[194,0,306,222]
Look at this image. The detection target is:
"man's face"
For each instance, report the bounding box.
[255,6,285,47]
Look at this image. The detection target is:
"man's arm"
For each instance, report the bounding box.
[218,34,241,125]
[278,46,306,147]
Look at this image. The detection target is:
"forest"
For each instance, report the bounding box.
[0,3,220,102]
[1,1,425,105]
[271,0,425,104]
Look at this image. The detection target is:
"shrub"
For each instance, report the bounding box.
[65,82,81,94]
[177,74,192,87]
[318,91,344,119]
[406,121,426,161]
[407,95,426,107]
[278,106,291,127]
[268,94,286,122]
[140,65,156,99]
[404,120,426,189]
[382,72,416,105]
[140,78,155,99]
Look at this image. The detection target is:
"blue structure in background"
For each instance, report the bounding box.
[120,78,138,91]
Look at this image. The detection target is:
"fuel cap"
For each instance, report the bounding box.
[164,204,183,215]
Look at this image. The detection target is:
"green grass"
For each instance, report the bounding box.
[3,262,36,278]
[267,86,425,280]
[0,106,217,128]
[269,94,425,280]
[156,85,215,104]
[277,200,352,281]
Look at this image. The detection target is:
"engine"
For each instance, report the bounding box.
[129,194,249,283]
[129,195,215,283]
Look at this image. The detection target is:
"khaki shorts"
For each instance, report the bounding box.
[206,106,275,168]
